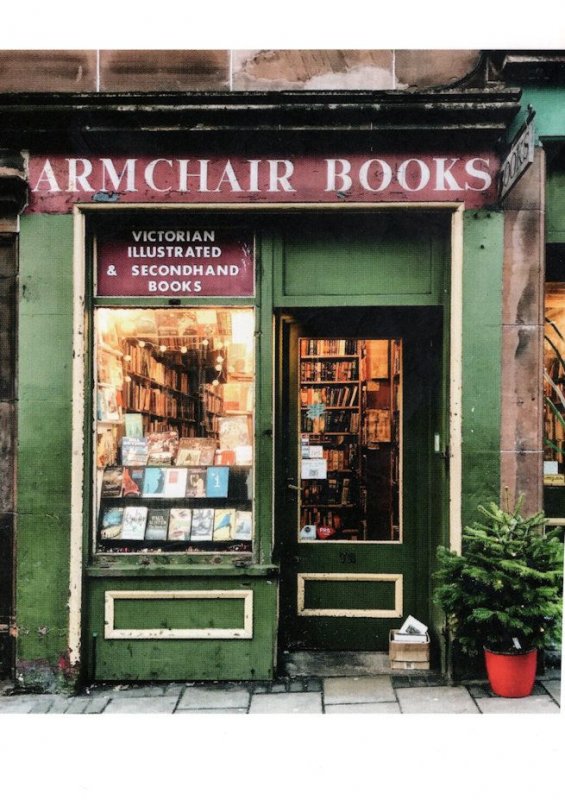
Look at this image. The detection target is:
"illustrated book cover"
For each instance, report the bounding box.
[120,506,148,540]
[212,508,235,541]
[190,508,214,541]
[206,466,229,498]
[99,506,124,539]
[168,508,193,541]
[100,466,124,498]
[142,467,167,498]
[145,508,170,541]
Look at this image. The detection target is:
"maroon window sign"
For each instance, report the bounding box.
[96,228,254,297]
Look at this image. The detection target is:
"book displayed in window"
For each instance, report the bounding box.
[94,307,255,554]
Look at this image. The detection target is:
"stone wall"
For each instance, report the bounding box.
[0,49,482,93]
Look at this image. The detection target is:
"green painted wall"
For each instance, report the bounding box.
[87,577,277,681]
[461,211,504,527]
[17,214,74,687]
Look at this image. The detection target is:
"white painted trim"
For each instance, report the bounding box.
[104,589,253,640]
[68,208,87,666]
[297,572,403,618]
[450,206,464,554]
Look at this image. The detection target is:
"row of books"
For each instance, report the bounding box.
[300,339,359,356]
[300,385,359,408]
[299,509,344,530]
[100,506,252,543]
[301,410,360,434]
[300,361,359,382]
[324,444,358,471]
[101,464,251,500]
[121,433,252,467]
[121,382,196,421]
[122,342,192,394]
[301,476,352,506]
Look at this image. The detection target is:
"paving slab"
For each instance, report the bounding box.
[475,694,560,714]
[396,686,479,714]
[249,692,323,713]
[175,707,247,714]
[323,676,395,705]
[83,696,111,714]
[0,695,40,713]
[102,696,178,714]
[63,697,92,714]
[540,680,561,705]
[178,685,250,710]
[29,697,56,714]
[325,702,400,714]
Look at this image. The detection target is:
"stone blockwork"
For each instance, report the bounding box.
[501,148,545,515]
[0,50,483,93]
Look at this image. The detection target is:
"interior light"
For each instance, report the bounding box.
[159,345,167,352]
[138,340,146,348]
[212,379,219,386]
[180,346,188,354]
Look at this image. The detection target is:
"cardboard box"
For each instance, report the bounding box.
[389,629,430,671]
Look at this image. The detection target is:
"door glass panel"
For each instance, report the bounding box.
[298,337,402,542]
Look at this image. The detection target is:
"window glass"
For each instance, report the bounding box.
[544,285,565,487]
[94,307,255,553]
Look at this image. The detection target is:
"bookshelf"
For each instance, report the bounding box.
[299,338,364,540]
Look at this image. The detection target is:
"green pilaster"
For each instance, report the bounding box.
[16,214,74,688]
[461,211,504,528]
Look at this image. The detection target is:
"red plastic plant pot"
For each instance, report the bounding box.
[484,647,538,698]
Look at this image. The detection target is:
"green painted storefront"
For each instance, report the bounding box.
[15,199,505,687]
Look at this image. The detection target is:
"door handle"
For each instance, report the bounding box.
[287,480,300,491]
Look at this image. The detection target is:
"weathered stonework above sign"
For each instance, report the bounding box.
[25,153,500,212]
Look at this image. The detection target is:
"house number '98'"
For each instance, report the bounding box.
[339,552,357,565]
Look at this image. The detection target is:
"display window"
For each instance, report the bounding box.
[544,284,565,485]
[93,306,255,553]
[298,337,402,542]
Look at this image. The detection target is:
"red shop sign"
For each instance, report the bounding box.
[26,153,500,212]
[96,228,254,297]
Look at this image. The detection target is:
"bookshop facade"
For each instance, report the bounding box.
[3,78,532,687]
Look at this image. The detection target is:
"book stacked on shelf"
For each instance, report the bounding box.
[98,504,252,543]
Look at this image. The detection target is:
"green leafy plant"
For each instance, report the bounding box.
[433,497,563,658]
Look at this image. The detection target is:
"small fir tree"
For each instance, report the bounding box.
[433,497,563,658]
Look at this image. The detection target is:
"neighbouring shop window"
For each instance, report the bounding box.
[94,307,255,553]
[298,338,402,542]
[544,284,565,486]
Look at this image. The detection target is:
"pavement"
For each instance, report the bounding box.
[0,671,561,713]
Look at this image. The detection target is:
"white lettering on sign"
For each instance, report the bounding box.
[97,227,254,297]
[500,117,535,200]
[28,154,499,211]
